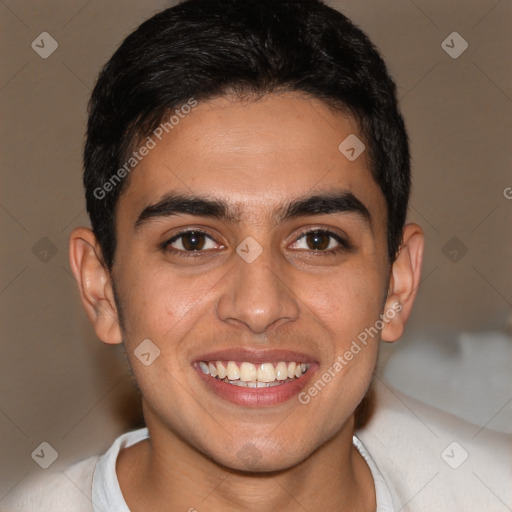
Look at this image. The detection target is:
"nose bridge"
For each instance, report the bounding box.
[216,247,300,333]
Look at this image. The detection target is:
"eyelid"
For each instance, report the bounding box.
[162,227,224,252]
[289,227,352,251]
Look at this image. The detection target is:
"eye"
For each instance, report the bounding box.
[164,230,223,254]
[290,229,349,253]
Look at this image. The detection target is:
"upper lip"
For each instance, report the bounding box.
[192,348,318,365]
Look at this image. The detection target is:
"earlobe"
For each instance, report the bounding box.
[68,227,123,345]
[381,223,424,342]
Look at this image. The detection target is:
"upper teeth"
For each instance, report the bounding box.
[197,361,309,383]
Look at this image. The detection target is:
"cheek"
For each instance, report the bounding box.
[116,260,214,339]
[296,267,383,439]
[302,261,385,344]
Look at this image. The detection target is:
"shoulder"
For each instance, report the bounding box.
[357,379,512,511]
[1,456,98,512]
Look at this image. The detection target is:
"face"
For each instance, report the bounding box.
[107,93,394,471]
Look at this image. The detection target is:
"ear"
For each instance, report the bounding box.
[381,223,424,342]
[68,227,122,345]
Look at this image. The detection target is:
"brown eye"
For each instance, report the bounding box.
[181,231,206,251]
[305,231,331,250]
[165,230,220,252]
[290,229,347,252]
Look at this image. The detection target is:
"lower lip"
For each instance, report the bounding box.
[194,365,318,407]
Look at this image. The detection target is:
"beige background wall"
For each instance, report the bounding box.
[1,0,511,498]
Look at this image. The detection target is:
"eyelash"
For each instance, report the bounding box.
[162,228,351,258]
[162,228,221,259]
[292,228,352,255]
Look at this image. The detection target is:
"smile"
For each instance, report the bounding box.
[196,360,310,387]
[192,349,318,407]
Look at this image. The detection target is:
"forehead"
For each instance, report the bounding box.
[117,93,386,227]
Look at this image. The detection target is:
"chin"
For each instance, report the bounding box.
[211,438,312,474]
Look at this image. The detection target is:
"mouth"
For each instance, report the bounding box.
[196,360,311,387]
[192,350,318,407]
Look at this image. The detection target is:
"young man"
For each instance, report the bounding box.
[6,0,510,510]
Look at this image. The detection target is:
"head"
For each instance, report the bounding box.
[70,0,423,472]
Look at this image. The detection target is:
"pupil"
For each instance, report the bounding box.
[307,231,329,250]
[183,232,204,251]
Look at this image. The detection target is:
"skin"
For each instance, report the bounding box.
[70,92,424,512]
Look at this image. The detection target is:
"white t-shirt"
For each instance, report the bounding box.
[3,381,511,511]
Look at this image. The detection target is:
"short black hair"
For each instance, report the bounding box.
[84,0,410,269]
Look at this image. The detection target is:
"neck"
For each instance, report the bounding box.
[117,410,375,512]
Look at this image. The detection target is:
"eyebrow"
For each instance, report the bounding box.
[134,190,371,230]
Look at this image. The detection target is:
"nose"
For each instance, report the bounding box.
[216,246,300,334]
